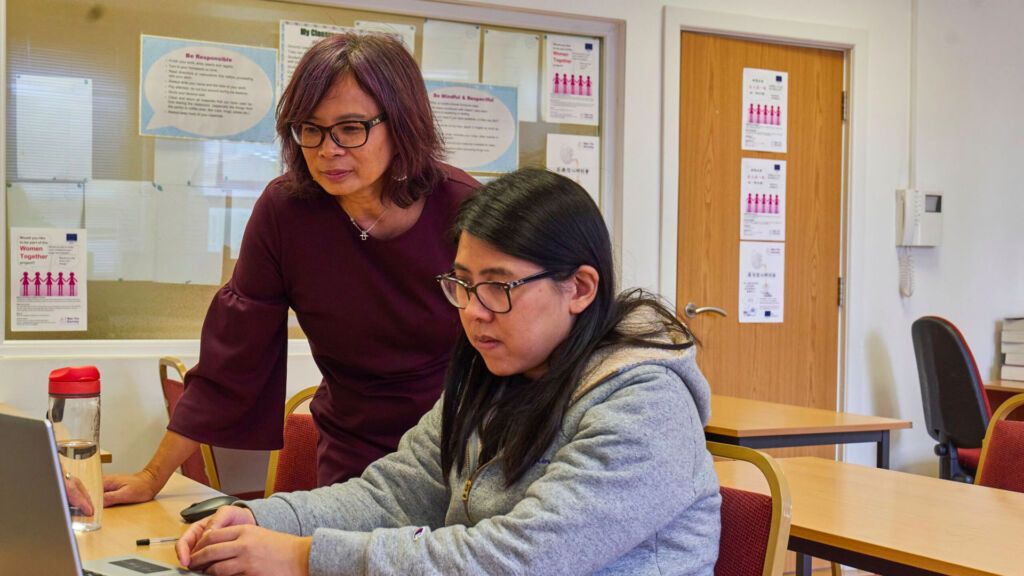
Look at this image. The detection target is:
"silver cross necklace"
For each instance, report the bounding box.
[349,206,390,241]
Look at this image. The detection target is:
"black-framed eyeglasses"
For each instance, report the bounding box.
[289,113,387,149]
[435,270,559,314]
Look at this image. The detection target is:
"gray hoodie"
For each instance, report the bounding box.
[247,310,721,575]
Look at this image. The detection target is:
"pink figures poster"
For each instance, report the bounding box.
[11,228,88,331]
[740,158,786,241]
[542,34,600,126]
[741,68,788,153]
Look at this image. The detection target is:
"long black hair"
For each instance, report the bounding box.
[440,168,696,486]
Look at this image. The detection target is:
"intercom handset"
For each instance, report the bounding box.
[895,188,943,298]
[895,188,942,247]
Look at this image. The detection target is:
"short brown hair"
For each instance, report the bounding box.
[276,32,444,206]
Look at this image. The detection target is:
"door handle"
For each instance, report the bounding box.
[683,303,728,318]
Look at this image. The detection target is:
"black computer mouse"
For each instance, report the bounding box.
[180,495,240,523]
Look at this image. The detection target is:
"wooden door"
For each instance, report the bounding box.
[677,32,845,459]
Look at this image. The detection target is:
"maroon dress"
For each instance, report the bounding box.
[169,165,478,485]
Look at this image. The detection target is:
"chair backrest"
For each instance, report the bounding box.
[911,316,991,447]
[975,393,1024,492]
[158,356,220,491]
[265,386,320,497]
[708,441,791,576]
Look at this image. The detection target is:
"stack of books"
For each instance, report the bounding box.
[1001,318,1024,381]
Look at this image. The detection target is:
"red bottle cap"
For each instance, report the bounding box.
[48,366,100,396]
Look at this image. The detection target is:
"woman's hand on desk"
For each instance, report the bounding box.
[63,473,95,516]
[102,469,160,507]
[104,430,198,507]
[177,506,311,576]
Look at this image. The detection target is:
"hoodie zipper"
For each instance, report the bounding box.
[461,443,497,525]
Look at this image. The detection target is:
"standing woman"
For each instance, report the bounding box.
[176,168,720,576]
[105,32,478,505]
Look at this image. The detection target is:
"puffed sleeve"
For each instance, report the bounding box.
[168,183,290,449]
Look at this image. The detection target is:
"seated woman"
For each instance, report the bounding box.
[176,167,721,576]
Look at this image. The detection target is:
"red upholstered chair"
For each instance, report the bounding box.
[159,357,220,490]
[709,441,791,576]
[265,386,320,497]
[911,316,992,482]
[975,393,1024,493]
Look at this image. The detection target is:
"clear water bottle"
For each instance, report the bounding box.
[47,366,102,532]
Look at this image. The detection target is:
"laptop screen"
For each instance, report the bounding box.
[0,412,85,576]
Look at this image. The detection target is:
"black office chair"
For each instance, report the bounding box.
[911,316,992,482]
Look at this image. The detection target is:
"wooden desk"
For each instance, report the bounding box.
[705,395,912,468]
[0,402,112,463]
[76,474,221,565]
[984,381,1024,421]
[984,379,1024,394]
[716,457,1024,576]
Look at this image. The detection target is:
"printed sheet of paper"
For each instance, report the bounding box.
[6,182,84,229]
[354,21,416,54]
[483,29,539,122]
[741,68,788,153]
[154,185,226,285]
[738,241,784,324]
[11,228,88,331]
[228,191,259,259]
[426,80,517,173]
[545,134,600,204]
[14,75,92,180]
[154,138,279,188]
[279,21,356,97]
[154,138,222,187]
[140,35,277,142]
[421,20,480,83]
[542,34,600,125]
[83,180,157,282]
[740,158,786,241]
[221,141,280,187]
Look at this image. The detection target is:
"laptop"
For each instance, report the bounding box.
[0,412,202,575]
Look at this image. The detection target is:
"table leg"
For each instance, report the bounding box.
[796,552,813,576]
[877,430,890,469]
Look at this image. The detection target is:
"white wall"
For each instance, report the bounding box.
[3,0,1023,478]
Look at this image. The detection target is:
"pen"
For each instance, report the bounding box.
[136,537,178,545]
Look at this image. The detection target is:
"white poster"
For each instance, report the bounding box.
[354,21,416,54]
[154,138,280,188]
[279,21,356,97]
[741,68,788,153]
[738,241,784,324]
[421,20,480,83]
[140,36,277,142]
[228,192,259,259]
[6,182,84,229]
[740,158,786,240]
[483,29,540,122]
[426,81,517,173]
[542,34,600,126]
[546,134,600,204]
[154,186,226,285]
[83,180,156,282]
[15,75,92,181]
[10,228,88,331]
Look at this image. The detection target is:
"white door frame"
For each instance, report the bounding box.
[659,7,867,412]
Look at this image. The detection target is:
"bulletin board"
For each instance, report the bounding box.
[3,0,606,340]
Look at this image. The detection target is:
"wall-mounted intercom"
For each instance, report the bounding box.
[895,188,942,247]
